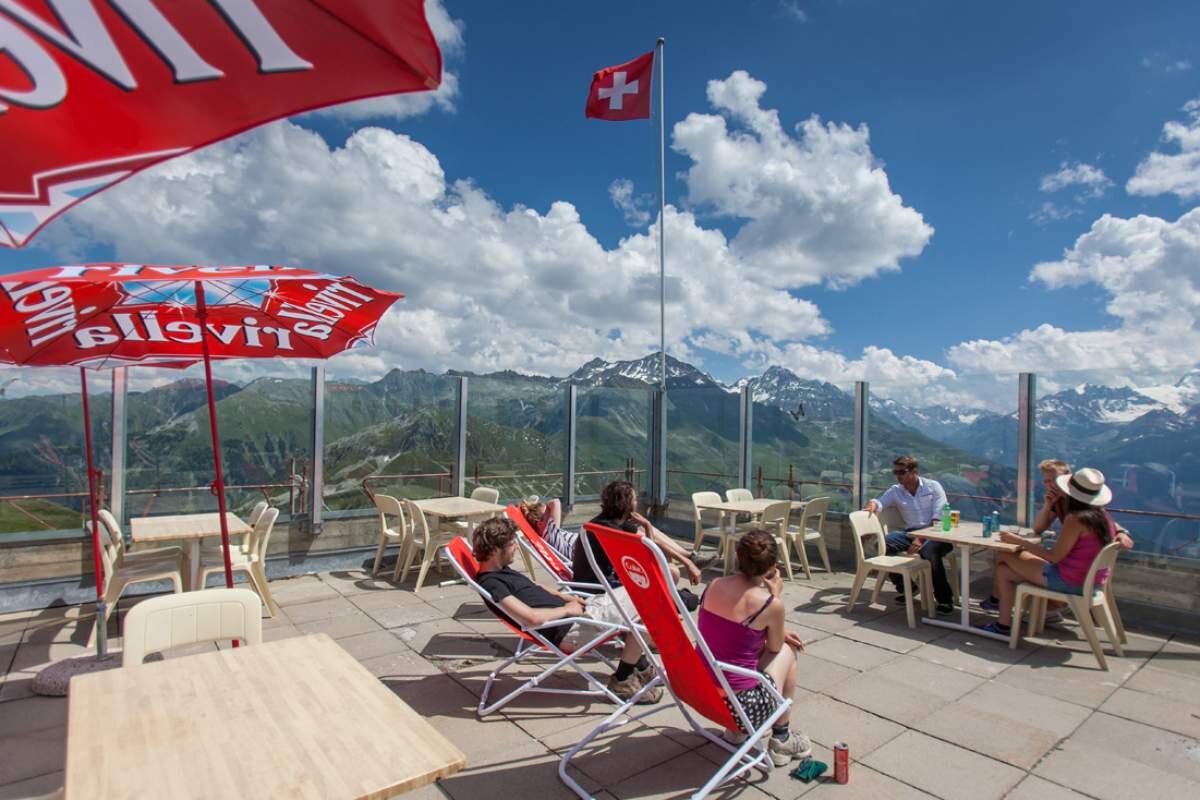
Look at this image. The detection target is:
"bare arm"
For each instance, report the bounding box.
[497,594,584,628]
[546,498,563,527]
[630,511,702,583]
[1032,489,1063,535]
[1005,517,1082,564]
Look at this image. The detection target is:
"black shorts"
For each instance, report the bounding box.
[724,672,780,733]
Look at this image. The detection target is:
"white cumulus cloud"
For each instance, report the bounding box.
[1126,98,1200,200]
[1039,161,1111,197]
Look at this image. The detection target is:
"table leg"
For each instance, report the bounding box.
[188,540,201,592]
[920,544,1007,642]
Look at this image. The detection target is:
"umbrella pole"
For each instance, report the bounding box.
[195,282,235,592]
[80,368,108,659]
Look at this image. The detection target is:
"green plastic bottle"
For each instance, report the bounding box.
[941,503,952,531]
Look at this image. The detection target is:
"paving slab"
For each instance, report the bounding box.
[357,643,443,679]
[556,717,694,788]
[360,598,448,629]
[692,738,832,800]
[1005,775,1091,799]
[1034,738,1200,800]
[266,575,341,606]
[906,630,1033,678]
[293,608,383,640]
[995,644,1137,708]
[1121,663,1200,705]
[836,614,950,654]
[317,569,403,596]
[0,696,66,738]
[1099,686,1200,738]
[862,730,1024,800]
[792,652,858,694]
[1146,638,1200,679]
[800,637,898,673]
[788,693,905,756]
[405,617,515,661]
[0,769,63,800]
[802,763,930,800]
[333,629,411,662]
[1068,711,1200,783]
[828,655,983,727]
[0,724,64,787]
[277,594,361,625]
[438,739,589,800]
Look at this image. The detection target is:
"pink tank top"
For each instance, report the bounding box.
[1056,512,1115,587]
[696,591,773,692]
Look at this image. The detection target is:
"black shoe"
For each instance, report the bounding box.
[935,602,954,616]
[678,587,700,612]
[892,584,920,604]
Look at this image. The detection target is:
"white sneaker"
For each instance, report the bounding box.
[768,731,813,766]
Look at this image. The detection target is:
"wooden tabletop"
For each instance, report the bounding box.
[915,521,1038,553]
[65,634,466,800]
[130,512,251,543]
[694,498,796,514]
[413,497,505,518]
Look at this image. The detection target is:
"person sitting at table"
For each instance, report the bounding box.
[472,516,663,704]
[981,459,1132,615]
[697,529,813,765]
[573,480,704,611]
[976,467,1117,636]
[863,456,954,615]
[519,496,579,559]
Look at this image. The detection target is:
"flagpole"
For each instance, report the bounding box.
[656,36,666,391]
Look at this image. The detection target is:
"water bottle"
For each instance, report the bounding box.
[941,503,952,532]
[992,510,1001,535]
[982,514,992,538]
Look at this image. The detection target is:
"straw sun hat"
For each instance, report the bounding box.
[1054,467,1113,507]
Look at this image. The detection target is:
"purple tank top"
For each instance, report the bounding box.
[696,593,773,692]
[1057,512,1115,587]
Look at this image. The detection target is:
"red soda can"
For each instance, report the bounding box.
[833,742,850,784]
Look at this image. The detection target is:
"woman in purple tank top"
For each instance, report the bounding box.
[978,468,1116,636]
[696,530,813,767]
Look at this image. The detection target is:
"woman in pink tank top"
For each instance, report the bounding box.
[979,468,1116,636]
[696,530,813,767]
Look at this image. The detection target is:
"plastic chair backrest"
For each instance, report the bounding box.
[250,507,280,561]
[691,492,723,525]
[505,504,572,581]
[849,511,885,564]
[98,509,125,558]
[877,505,906,535]
[583,522,740,730]
[798,496,830,532]
[726,488,754,503]
[248,500,269,527]
[1082,540,1121,596]
[404,499,432,547]
[121,588,262,667]
[761,500,791,529]
[471,486,501,504]
[443,536,538,644]
[374,493,407,537]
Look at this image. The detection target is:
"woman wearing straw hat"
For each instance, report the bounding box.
[977,467,1119,636]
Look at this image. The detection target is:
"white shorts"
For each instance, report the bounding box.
[562,587,636,651]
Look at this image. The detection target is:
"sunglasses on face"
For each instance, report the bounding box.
[893,468,912,476]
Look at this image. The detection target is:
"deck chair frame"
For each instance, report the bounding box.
[503,505,604,595]
[560,523,790,800]
[442,537,627,717]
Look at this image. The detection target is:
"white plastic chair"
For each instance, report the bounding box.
[876,505,959,602]
[1010,541,1124,670]
[848,511,933,628]
[121,588,263,667]
[199,501,271,560]
[691,491,726,553]
[196,508,280,616]
[443,486,503,538]
[98,509,182,564]
[470,486,500,504]
[370,494,409,579]
[784,496,832,579]
[725,488,754,503]
[400,499,457,593]
[757,500,795,581]
[89,517,184,646]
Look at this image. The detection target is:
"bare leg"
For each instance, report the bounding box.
[758,645,797,726]
[996,554,1047,627]
[618,636,644,665]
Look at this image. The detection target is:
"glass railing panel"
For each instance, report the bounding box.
[666,387,740,499]
[869,372,1019,525]
[323,363,456,512]
[575,385,652,499]
[466,376,564,502]
[124,363,312,522]
[0,366,110,535]
[750,380,855,513]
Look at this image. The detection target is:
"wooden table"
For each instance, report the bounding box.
[130,512,251,591]
[65,633,466,799]
[413,496,505,521]
[693,498,808,574]
[914,521,1037,642]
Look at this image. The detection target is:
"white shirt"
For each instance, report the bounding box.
[873,476,948,530]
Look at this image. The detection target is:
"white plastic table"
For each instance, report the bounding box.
[130,512,251,591]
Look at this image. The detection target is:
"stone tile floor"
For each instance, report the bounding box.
[1,558,1198,800]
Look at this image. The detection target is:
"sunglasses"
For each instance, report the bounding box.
[892,468,912,476]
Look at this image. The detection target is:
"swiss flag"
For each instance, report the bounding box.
[585,51,655,121]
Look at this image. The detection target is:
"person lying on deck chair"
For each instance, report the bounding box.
[472,516,663,704]
[519,497,579,559]
[573,480,705,612]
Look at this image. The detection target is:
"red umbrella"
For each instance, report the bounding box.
[0,264,402,656]
[0,0,441,248]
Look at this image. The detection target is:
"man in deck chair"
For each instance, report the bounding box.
[473,517,663,704]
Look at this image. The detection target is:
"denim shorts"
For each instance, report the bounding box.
[1042,562,1083,595]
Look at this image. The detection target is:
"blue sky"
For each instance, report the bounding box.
[3,0,1199,394]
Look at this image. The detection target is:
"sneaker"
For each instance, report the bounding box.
[892,585,920,604]
[678,587,701,612]
[974,621,1011,636]
[935,602,955,616]
[768,731,813,766]
[634,660,657,685]
[607,671,662,705]
[979,597,1000,612]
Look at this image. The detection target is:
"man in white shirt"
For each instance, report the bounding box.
[864,456,954,614]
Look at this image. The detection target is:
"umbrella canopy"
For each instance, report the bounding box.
[0,263,402,656]
[0,0,441,248]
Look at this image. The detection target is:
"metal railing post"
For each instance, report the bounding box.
[563,384,577,510]
[110,367,127,526]
[650,388,667,510]
[1017,372,1036,527]
[454,376,468,497]
[307,364,325,534]
[738,385,753,490]
[853,381,869,509]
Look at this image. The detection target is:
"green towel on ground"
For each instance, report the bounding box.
[789,758,828,783]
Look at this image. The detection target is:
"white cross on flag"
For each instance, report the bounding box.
[585,51,654,121]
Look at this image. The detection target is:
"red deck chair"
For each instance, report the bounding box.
[504,505,603,594]
[559,522,790,800]
[442,537,626,716]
